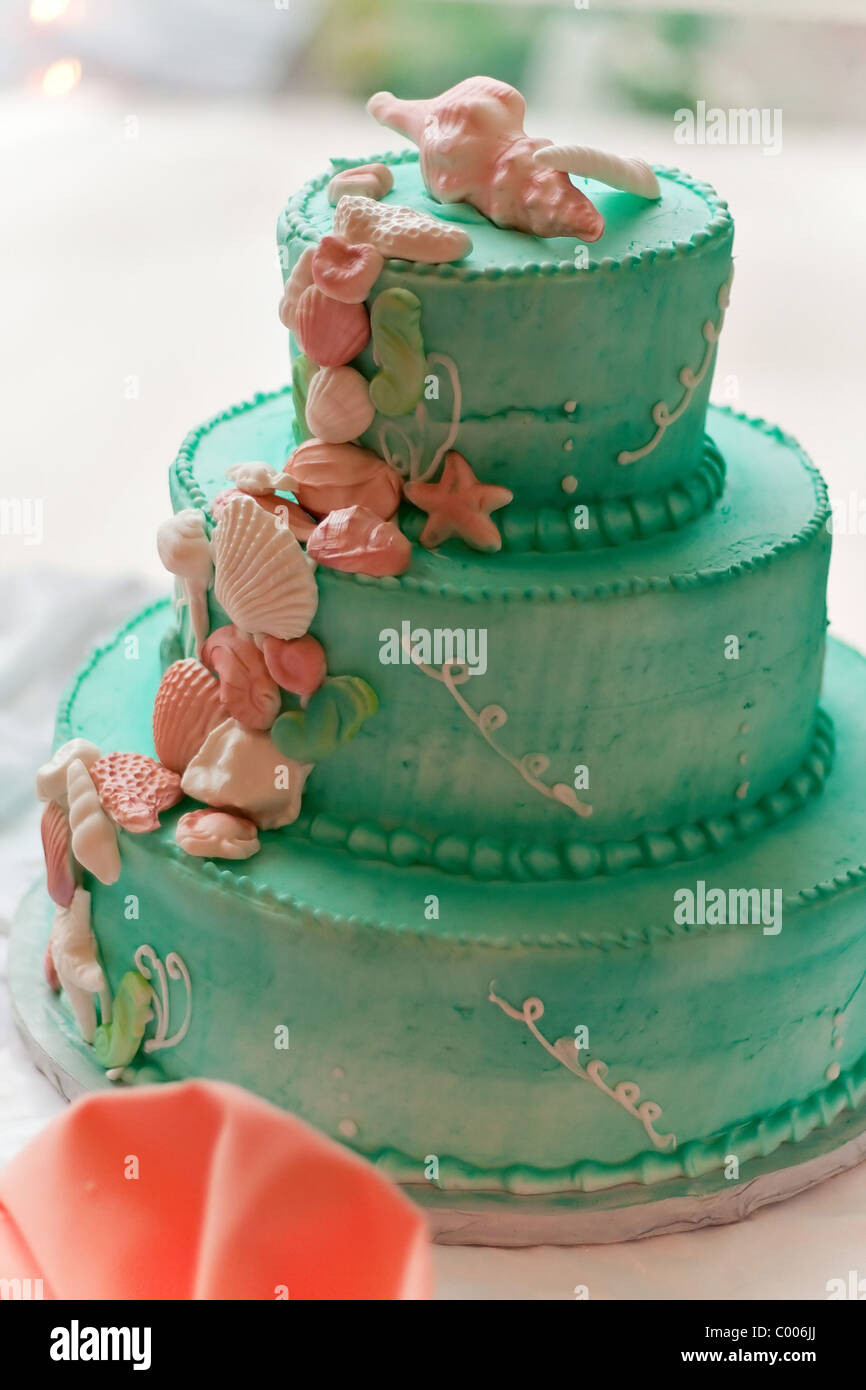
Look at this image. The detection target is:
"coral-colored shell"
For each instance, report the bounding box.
[327,161,394,205]
[210,488,317,541]
[90,753,182,834]
[286,439,402,521]
[36,738,101,806]
[294,286,370,368]
[278,245,315,333]
[307,506,412,577]
[305,366,376,445]
[262,634,327,698]
[175,808,261,860]
[181,718,313,830]
[44,942,61,992]
[66,760,121,886]
[201,626,281,731]
[153,658,225,774]
[212,494,319,641]
[333,194,472,263]
[311,236,385,305]
[41,800,76,907]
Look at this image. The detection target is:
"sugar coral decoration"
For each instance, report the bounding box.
[295,286,370,368]
[212,493,319,641]
[49,887,111,1044]
[201,625,281,731]
[312,235,385,305]
[181,718,313,830]
[41,801,76,908]
[305,365,376,444]
[278,244,315,333]
[286,439,402,521]
[405,450,513,552]
[307,506,412,577]
[334,194,473,263]
[36,737,101,806]
[153,658,224,775]
[0,1080,432,1299]
[156,509,213,659]
[533,144,661,200]
[210,487,317,541]
[367,76,604,242]
[90,753,183,834]
[66,759,121,885]
[328,160,394,205]
[175,808,261,860]
[262,634,327,698]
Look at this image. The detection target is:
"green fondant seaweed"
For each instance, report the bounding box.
[271,676,379,762]
[369,288,426,417]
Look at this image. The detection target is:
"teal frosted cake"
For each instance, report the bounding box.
[17,78,866,1242]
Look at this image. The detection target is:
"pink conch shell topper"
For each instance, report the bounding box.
[367,76,605,242]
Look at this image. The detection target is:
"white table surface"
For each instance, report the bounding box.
[2,87,865,1300]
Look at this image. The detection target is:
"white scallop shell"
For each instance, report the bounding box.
[212,493,318,641]
[305,366,376,444]
[66,758,121,886]
[36,737,101,806]
[333,195,472,264]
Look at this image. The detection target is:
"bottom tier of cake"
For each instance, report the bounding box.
[12,608,866,1242]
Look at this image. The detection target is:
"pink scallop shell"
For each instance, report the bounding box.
[294,286,370,367]
[210,488,317,541]
[286,439,402,520]
[201,626,282,731]
[153,659,225,774]
[175,808,261,861]
[312,236,385,305]
[41,800,76,907]
[307,506,412,577]
[261,634,327,697]
[90,753,183,834]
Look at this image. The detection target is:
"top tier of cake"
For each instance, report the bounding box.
[277,150,733,511]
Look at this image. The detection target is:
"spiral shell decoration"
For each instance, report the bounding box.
[90,752,183,834]
[156,508,213,658]
[41,799,76,907]
[311,235,384,305]
[294,286,371,368]
[153,658,224,774]
[176,808,261,860]
[49,887,110,1044]
[262,634,327,698]
[36,737,101,806]
[181,718,313,829]
[286,439,403,521]
[305,366,376,444]
[307,506,412,577]
[201,625,281,731]
[532,144,660,200]
[327,161,394,205]
[279,245,315,334]
[212,493,319,641]
[66,759,121,886]
[334,194,473,263]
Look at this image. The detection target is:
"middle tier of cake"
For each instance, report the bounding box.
[167,395,830,876]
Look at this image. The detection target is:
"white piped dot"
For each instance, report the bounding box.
[735,781,750,800]
[563,438,574,452]
[338,1118,358,1138]
[561,474,578,494]
[332,1067,344,1079]
[739,722,750,735]
[825,1062,841,1082]
[738,751,748,766]
[564,400,577,414]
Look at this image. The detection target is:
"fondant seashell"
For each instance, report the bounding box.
[327,162,394,205]
[41,800,76,907]
[278,245,315,334]
[271,677,378,763]
[262,634,327,698]
[209,488,317,541]
[367,78,604,242]
[90,752,183,834]
[36,737,101,806]
[66,759,121,885]
[152,658,224,774]
[369,289,426,417]
[49,887,110,1044]
[307,506,412,577]
[181,717,313,830]
[305,366,376,444]
[156,509,213,658]
[312,235,385,305]
[212,493,319,641]
[286,439,402,521]
[533,144,660,200]
[333,194,472,263]
[292,353,319,441]
[294,286,370,367]
[176,808,261,860]
[201,625,281,731]
[45,942,61,993]
[225,461,285,495]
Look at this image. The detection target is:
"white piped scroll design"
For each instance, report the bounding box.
[378,353,462,483]
[404,645,593,819]
[617,269,734,466]
[134,944,192,1054]
[489,987,677,1152]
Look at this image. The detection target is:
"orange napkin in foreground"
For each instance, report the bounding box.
[0,1079,431,1300]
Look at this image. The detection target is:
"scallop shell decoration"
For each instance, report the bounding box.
[176,808,261,861]
[210,488,317,541]
[90,752,183,833]
[41,799,76,907]
[327,161,394,205]
[212,493,319,641]
[153,658,225,774]
[333,195,472,264]
[66,758,121,886]
[305,366,376,444]
[36,738,102,806]
[294,286,370,367]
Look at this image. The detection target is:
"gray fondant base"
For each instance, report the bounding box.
[11,882,866,1247]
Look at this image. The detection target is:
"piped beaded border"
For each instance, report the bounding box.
[277,150,734,280]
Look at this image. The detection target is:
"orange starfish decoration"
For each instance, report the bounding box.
[405,451,512,552]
